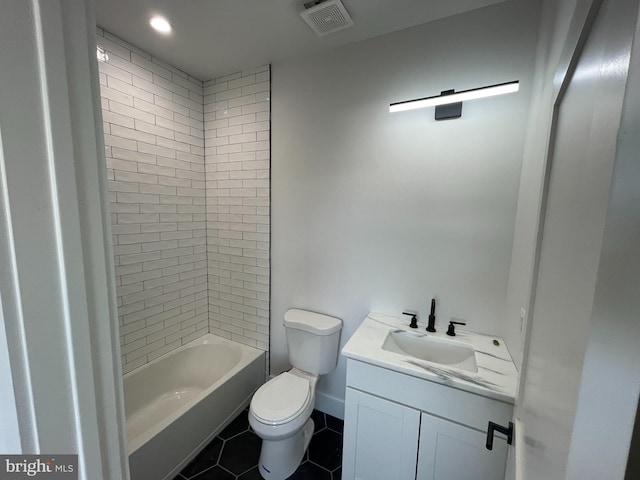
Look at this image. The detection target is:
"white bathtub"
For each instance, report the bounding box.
[124,334,265,480]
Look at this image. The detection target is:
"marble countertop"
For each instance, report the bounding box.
[341,313,518,403]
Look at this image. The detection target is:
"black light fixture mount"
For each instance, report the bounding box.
[434,90,462,120]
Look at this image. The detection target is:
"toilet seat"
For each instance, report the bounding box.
[251,372,311,425]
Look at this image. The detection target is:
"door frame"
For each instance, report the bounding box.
[515,0,603,416]
[0,0,128,477]
[513,0,640,478]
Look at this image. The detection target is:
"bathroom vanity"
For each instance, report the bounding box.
[341,313,517,480]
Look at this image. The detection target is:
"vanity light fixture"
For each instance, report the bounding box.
[149,15,172,34]
[389,80,519,120]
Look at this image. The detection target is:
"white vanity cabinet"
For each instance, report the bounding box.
[342,359,512,480]
[343,388,420,480]
[416,411,508,480]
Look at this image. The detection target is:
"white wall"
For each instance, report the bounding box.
[271,0,541,416]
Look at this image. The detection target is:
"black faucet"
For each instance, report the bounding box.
[426,298,436,332]
[446,320,466,336]
[402,311,418,329]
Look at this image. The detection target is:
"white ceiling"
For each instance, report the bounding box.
[95,0,507,81]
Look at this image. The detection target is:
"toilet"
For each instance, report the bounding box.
[249,308,342,480]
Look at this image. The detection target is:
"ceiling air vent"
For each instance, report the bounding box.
[300,0,354,37]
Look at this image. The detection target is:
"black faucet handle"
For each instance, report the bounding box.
[446,320,466,336]
[402,312,418,328]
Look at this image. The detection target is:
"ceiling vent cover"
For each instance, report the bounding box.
[301,0,354,37]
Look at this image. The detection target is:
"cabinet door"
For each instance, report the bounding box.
[343,388,420,480]
[417,413,507,480]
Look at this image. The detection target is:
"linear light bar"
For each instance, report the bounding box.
[389,81,519,113]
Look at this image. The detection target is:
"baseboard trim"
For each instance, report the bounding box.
[314,391,345,420]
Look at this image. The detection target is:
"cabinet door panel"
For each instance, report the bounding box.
[343,388,420,480]
[417,413,507,480]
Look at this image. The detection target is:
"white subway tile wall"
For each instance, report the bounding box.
[204,67,270,351]
[97,29,210,374]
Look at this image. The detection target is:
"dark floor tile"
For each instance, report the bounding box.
[287,462,332,480]
[180,408,344,480]
[237,466,263,480]
[311,409,326,432]
[191,466,235,480]
[325,415,343,434]
[219,430,262,475]
[219,409,251,440]
[181,437,224,478]
[308,429,342,471]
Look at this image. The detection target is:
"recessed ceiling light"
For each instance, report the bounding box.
[149,16,172,34]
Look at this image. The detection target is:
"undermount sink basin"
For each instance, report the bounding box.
[381,330,478,373]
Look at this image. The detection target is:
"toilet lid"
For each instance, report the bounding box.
[251,372,311,425]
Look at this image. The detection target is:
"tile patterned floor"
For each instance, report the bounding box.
[173,409,344,480]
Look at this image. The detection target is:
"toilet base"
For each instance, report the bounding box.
[258,418,315,480]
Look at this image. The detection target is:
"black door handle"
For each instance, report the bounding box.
[486,421,514,450]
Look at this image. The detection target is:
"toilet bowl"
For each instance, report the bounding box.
[249,369,317,479]
[249,309,342,480]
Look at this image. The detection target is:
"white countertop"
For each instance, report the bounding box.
[341,313,518,403]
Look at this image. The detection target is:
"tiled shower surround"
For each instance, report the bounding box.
[97,29,270,373]
[204,68,271,351]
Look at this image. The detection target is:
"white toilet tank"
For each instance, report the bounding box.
[284,309,342,375]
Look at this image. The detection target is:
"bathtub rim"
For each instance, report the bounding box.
[123,333,264,455]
